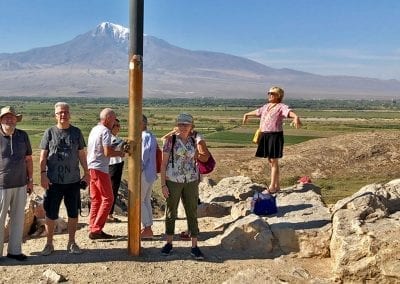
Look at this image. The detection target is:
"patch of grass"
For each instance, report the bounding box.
[315,176,392,204]
[205,131,319,146]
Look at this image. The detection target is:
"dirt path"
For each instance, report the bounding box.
[1,214,334,283]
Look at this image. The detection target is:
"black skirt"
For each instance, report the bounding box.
[255,131,284,158]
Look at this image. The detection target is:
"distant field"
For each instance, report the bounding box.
[5,97,399,153]
[2,97,399,203]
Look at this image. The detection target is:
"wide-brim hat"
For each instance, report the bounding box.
[176,113,193,124]
[0,106,22,122]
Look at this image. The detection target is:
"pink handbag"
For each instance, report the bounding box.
[198,154,216,174]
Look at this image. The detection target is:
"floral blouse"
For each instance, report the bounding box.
[256,103,291,132]
[163,135,199,183]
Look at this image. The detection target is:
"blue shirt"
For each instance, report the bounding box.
[142,130,157,183]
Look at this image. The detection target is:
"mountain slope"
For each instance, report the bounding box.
[0,22,399,99]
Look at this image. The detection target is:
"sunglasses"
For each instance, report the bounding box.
[267,92,277,96]
[55,111,70,116]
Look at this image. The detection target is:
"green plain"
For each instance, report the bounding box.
[2,97,399,204]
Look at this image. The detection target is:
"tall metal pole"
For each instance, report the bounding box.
[128,0,143,256]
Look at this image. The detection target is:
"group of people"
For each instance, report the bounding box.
[0,85,301,262]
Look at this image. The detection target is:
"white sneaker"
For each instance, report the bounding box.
[41,243,54,256]
[67,242,82,254]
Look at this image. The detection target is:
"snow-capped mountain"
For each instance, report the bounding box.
[93,22,129,43]
[0,22,129,69]
[0,22,399,99]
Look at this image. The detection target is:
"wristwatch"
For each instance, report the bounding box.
[28,178,33,182]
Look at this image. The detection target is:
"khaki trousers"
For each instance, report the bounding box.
[165,180,199,237]
[0,186,27,255]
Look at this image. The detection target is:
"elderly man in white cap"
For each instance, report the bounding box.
[0,106,33,261]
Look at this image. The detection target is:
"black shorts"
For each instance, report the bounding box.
[255,131,284,159]
[43,182,80,220]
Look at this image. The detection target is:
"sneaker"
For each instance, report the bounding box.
[40,243,54,256]
[161,243,173,256]
[190,246,204,260]
[67,242,82,254]
[100,231,114,239]
[140,228,153,239]
[6,253,27,261]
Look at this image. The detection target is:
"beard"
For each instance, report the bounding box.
[1,123,16,135]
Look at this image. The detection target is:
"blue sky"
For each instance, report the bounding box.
[0,0,399,80]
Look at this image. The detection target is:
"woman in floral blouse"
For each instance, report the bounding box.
[159,113,204,260]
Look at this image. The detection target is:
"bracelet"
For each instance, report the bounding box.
[161,185,167,187]
[41,170,46,173]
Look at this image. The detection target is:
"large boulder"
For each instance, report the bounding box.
[206,214,275,257]
[179,176,261,219]
[266,183,332,258]
[204,177,332,258]
[330,180,400,282]
[201,176,264,203]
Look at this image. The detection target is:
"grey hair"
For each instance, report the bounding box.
[54,102,70,113]
[100,108,115,120]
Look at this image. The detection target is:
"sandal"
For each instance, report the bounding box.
[179,231,191,241]
[262,187,280,194]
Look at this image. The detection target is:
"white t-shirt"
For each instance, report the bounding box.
[87,123,112,173]
[109,135,124,165]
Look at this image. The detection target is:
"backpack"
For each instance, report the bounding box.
[170,134,195,168]
[251,192,277,216]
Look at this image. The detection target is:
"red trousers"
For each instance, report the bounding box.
[89,169,114,233]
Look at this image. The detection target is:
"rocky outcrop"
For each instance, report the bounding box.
[330,179,400,282]
[197,176,399,283]
[203,177,331,258]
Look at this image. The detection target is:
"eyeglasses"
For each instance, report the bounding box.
[55,111,69,116]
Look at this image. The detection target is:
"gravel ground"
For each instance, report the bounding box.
[1,214,334,283]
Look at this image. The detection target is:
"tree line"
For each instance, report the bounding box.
[0,96,398,110]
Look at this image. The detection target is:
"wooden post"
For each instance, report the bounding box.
[128,0,144,256]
